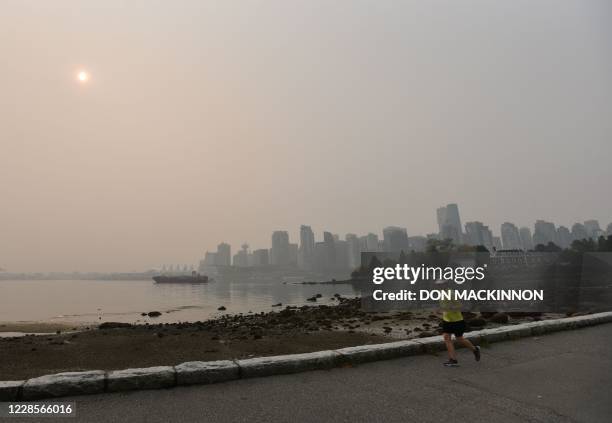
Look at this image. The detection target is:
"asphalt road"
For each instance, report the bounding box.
[11,324,612,423]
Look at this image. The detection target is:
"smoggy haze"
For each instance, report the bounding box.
[1,0,611,272]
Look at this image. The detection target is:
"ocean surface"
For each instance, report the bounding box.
[0,277,359,326]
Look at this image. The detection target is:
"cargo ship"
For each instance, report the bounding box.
[153,271,209,284]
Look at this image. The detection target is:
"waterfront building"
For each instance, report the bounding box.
[216,242,231,266]
[533,220,557,247]
[382,226,409,252]
[270,231,290,266]
[437,203,463,244]
[501,222,522,250]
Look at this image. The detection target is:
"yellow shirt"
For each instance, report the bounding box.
[442,310,464,322]
[440,288,463,322]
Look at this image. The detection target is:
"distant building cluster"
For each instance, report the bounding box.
[195,203,611,272]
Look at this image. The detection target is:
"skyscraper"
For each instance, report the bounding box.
[359,233,379,252]
[270,231,290,266]
[323,231,336,268]
[533,220,557,247]
[334,239,349,270]
[298,225,315,270]
[251,249,269,267]
[382,226,409,252]
[314,242,330,271]
[232,243,249,267]
[500,222,522,250]
[437,203,463,244]
[464,221,494,250]
[216,242,231,266]
[556,226,572,248]
[571,223,589,242]
[584,220,602,239]
[345,233,361,269]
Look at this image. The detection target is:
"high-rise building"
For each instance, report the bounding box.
[584,220,602,240]
[270,231,290,266]
[359,233,379,252]
[201,252,217,268]
[382,226,409,252]
[314,241,331,271]
[323,232,336,268]
[607,222,612,236]
[519,227,534,251]
[556,226,572,249]
[437,203,463,244]
[334,240,349,270]
[533,220,557,247]
[298,225,315,270]
[500,222,522,250]
[216,242,231,266]
[251,249,269,267]
[464,221,493,250]
[345,234,361,269]
[571,223,589,242]
[232,243,249,267]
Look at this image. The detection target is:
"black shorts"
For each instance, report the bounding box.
[442,320,466,337]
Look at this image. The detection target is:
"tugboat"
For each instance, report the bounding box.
[153,271,209,284]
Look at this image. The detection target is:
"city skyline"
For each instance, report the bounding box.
[2,201,610,272]
[193,202,610,274]
[2,200,611,273]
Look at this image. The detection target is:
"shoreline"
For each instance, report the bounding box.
[0,296,568,380]
[0,322,83,335]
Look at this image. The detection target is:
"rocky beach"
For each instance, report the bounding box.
[0,294,561,380]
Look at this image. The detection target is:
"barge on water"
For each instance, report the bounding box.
[153,271,209,284]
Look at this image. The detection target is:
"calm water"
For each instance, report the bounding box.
[0,278,358,325]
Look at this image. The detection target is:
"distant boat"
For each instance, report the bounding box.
[153,272,209,284]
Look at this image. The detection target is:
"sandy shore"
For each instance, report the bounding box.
[0,321,80,334]
[0,297,556,380]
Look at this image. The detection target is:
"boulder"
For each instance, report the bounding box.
[217,306,226,311]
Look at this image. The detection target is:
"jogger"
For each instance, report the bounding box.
[439,283,481,367]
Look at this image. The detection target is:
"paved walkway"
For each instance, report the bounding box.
[14,324,612,423]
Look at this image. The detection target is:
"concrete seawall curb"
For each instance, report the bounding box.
[6,311,612,401]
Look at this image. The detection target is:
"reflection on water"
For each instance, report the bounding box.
[0,278,358,324]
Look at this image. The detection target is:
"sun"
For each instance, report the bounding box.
[77,70,89,83]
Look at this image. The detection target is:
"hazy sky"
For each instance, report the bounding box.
[2,0,611,272]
